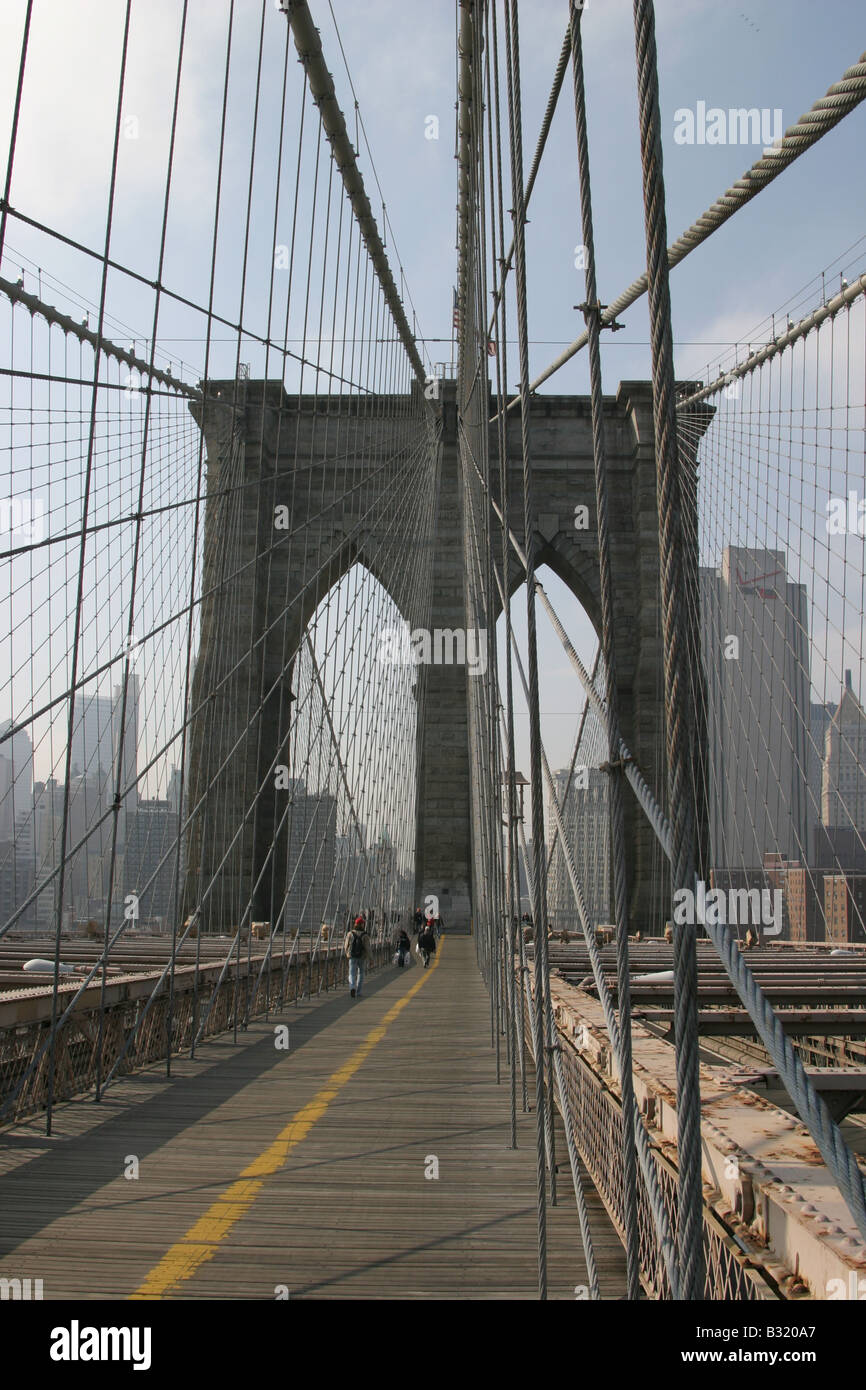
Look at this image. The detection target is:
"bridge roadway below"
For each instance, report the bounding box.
[0,937,626,1300]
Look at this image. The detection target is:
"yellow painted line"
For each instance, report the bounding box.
[130,942,443,1299]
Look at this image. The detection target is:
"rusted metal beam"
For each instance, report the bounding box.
[636,1008,866,1037]
[549,971,866,1299]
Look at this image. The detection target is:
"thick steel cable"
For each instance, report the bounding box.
[279,110,330,1000]
[502,0,552,1300]
[495,46,866,414]
[463,19,572,410]
[498,579,680,1297]
[504,707,600,1299]
[181,0,243,991]
[677,271,866,408]
[481,48,508,1150]
[459,410,557,1194]
[632,0,704,1299]
[470,0,500,1084]
[568,0,640,1301]
[462,409,681,1294]
[0,278,198,398]
[243,15,297,1023]
[0,211,370,395]
[488,0,519,1149]
[475,298,866,1259]
[283,0,425,383]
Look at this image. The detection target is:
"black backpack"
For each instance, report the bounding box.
[350,930,365,959]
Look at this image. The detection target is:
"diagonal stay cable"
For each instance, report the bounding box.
[486,527,680,1298]
[459,395,602,1299]
[569,0,641,1299]
[239,628,375,1012]
[282,0,426,383]
[494,45,866,416]
[632,0,704,1300]
[462,376,866,1250]
[676,271,866,408]
[463,19,573,410]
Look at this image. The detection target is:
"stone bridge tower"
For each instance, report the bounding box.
[184,377,709,935]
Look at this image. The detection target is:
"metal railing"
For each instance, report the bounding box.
[521,968,782,1299]
[0,942,389,1125]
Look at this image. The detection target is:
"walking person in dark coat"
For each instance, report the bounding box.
[417,920,437,969]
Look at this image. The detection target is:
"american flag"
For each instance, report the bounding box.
[452,288,460,331]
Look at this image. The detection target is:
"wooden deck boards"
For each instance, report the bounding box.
[0,938,627,1299]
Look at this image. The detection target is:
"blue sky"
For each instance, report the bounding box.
[322,0,866,781]
[1,0,864,788]
[2,1,863,384]
[319,0,866,388]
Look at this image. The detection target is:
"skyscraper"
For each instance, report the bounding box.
[284,782,337,934]
[822,672,866,831]
[70,694,115,785]
[808,700,835,853]
[701,547,811,869]
[0,720,33,841]
[547,764,609,931]
[0,723,36,931]
[124,799,179,926]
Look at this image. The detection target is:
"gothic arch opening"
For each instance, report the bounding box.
[496,565,606,924]
[285,561,420,942]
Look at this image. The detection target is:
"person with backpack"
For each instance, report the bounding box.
[417,920,437,969]
[394,927,411,968]
[344,915,372,998]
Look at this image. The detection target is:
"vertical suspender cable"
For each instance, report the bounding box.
[97,0,192,1099]
[568,0,640,1300]
[487,0,519,1150]
[45,0,134,1136]
[632,0,704,1298]
[503,0,550,1299]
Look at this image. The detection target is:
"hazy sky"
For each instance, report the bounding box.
[324,0,865,783]
[3,0,863,391]
[2,0,865,791]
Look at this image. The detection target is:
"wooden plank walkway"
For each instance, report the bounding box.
[0,937,627,1299]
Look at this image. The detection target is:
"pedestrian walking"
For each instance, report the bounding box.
[417,920,437,969]
[344,915,373,998]
[394,927,411,968]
